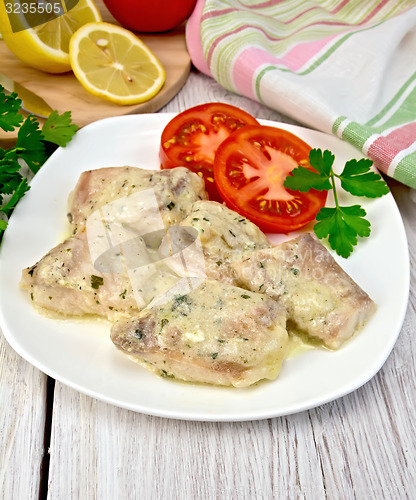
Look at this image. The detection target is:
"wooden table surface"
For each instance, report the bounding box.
[1,69,416,500]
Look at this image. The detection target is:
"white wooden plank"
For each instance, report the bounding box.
[48,384,326,500]
[0,333,47,499]
[48,358,416,500]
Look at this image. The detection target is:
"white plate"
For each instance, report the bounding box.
[0,114,409,422]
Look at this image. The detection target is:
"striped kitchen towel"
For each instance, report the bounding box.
[186,0,416,189]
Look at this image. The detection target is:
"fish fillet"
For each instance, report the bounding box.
[232,233,376,349]
[111,279,288,387]
[68,166,207,233]
[177,200,271,285]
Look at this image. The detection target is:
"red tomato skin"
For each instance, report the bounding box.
[159,103,259,202]
[103,0,197,33]
[213,125,328,233]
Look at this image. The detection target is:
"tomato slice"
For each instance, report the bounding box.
[159,103,259,201]
[213,125,328,233]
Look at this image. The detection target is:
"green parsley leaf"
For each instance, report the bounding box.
[15,116,46,174]
[0,178,30,218]
[42,110,78,147]
[0,88,77,240]
[284,149,333,191]
[285,165,331,192]
[0,87,24,132]
[342,157,373,176]
[0,157,23,190]
[0,178,30,231]
[309,148,335,176]
[339,159,390,198]
[283,147,389,258]
[314,205,371,258]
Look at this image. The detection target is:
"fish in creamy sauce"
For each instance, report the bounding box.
[110,279,288,387]
[176,200,271,285]
[20,228,193,321]
[232,233,376,349]
[68,166,207,233]
[20,230,138,320]
[21,167,208,320]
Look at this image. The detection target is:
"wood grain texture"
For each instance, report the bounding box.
[43,73,416,500]
[0,333,47,499]
[0,0,190,137]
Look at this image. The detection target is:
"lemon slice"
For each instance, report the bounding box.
[0,0,102,73]
[69,22,166,105]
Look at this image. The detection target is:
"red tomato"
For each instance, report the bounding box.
[159,103,259,201]
[103,0,197,33]
[213,125,327,233]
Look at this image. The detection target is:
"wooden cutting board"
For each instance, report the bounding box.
[0,0,191,139]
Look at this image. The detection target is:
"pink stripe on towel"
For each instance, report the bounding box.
[186,0,212,76]
[367,122,416,167]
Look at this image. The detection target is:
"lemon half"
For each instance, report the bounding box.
[0,0,102,73]
[69,22,166,105]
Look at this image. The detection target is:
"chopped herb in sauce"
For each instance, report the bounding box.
[216,298,225,308]
[91,275,104,289]
[211,352,218,359]
[172,294,191,309]
[135,328,143,339]
[241,294,251,299]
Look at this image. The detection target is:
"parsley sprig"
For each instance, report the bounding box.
[284,148,389,258]
[0,85,78,237]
